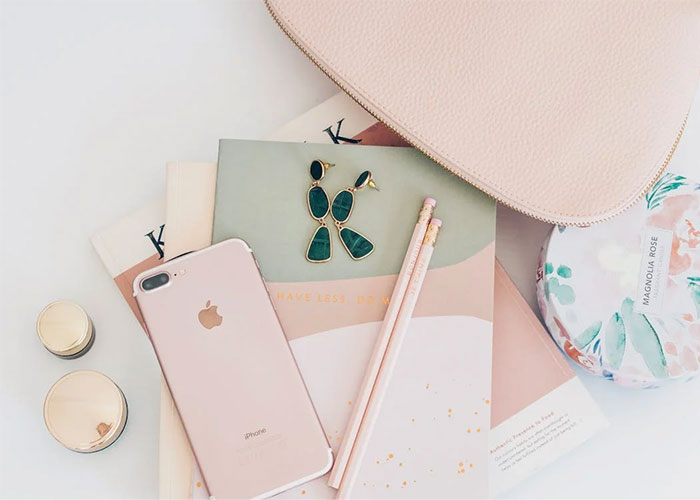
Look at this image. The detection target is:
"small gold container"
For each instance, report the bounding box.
[37,301,94,358]
[44,370,128,453]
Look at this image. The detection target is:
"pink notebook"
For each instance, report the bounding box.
[490,261,607,491]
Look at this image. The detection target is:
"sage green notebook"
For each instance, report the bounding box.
[213,140,495,282]
[213,139,496,498]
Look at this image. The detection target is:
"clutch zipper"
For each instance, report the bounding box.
[265,1,688,227]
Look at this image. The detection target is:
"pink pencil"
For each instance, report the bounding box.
[328,198,436,489]
[336,218,443,498]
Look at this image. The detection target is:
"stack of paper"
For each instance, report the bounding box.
[91,92,607,499]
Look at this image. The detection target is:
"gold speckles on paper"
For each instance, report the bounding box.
[331,428,341,443]
[457,460,467,474]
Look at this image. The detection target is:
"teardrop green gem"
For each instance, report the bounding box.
[308,186,329,220]
[354,170,370,188]
[307,226,331,262]
[331,190,354,223]
[339,227,374,260]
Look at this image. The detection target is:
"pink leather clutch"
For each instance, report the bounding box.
[265,0,699,225]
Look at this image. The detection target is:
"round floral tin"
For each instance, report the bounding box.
[537,172,700,388]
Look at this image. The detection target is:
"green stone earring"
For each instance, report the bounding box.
[330,170,377,261]
[306,159,334,263]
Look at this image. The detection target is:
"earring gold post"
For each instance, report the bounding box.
[368,179,379,191]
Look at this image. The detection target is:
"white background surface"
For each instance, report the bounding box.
[1,1,699,498]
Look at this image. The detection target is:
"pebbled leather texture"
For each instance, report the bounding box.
[266,0,700,225]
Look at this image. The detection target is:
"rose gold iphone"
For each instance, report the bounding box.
[133,238,332,498]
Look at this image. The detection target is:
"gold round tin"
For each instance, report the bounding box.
[37,301,94,358]
[43,370,128,453]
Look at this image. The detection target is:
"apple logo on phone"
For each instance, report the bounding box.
[198,300,223,330]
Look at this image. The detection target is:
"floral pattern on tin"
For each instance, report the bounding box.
[537,173,700,388]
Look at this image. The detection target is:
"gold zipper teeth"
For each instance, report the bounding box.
[265,1,688,227]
